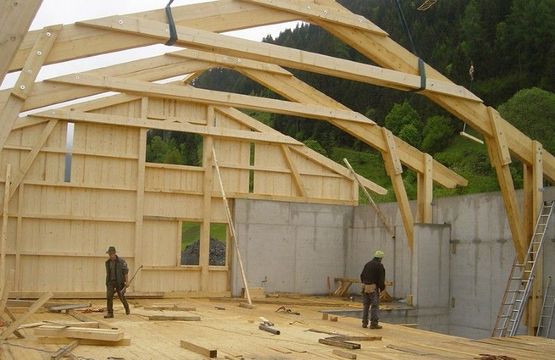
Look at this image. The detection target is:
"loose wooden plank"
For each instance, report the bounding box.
[180,339,217,358]
[148,315,201,321]
[38,337,131,347]
[35,325,124,341]
[67,309,117,330]
[0,291,53,340]
[143,305,196,311]
[319,337,360,350]
[332,349,357,359]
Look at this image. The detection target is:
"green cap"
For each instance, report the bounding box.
[374,250,384,258]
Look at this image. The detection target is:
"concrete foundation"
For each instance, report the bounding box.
[232,187,555,339]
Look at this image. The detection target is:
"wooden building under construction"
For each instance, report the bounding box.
[0,0,555,357]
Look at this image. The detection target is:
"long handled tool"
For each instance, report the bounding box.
[121,264,143,296]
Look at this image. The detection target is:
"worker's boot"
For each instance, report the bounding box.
[104,313,114,318]
[124,304,130,315]
[362,322,368,328]
[370,323,382,329]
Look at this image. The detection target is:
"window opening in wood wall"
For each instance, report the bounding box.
[181,221,201,265]
[209,223,227,266]
[146,130,203,166]
[249,142,255,193]
[64,122,74,182]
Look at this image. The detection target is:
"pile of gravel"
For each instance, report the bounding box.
[181,238,226,266]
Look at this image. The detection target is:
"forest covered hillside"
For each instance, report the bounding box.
[150,0,555,203]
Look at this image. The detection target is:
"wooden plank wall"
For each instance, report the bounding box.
[0,97,356,295]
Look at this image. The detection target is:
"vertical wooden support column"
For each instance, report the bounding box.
[416,154,433,223]
[133,97,148,291]
[200,106,215,291]
[0,0,43,84]
[14,185,23,291]
[523,140,543,333]
[0,25,61,152]
[381,128,414,248]
[1,165,11,286]
[486,107,526,262]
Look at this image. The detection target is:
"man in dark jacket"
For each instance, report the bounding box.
[360,250,385,329]
[105,246,130,318]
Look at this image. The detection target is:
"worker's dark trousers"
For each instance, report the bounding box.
[362,290,380,326]
[106,282,130,315]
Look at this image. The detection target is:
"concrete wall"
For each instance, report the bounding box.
[231,200,352,296]
[231,187,555,338]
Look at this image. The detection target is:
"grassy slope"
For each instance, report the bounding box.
[332,134,502,204]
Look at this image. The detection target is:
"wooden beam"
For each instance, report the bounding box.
[382,128,414,248]
[280,145,307,197]
[3,308,24,338]
[32,110,301,146]
[77,15,480,102]
[485,108,526,262]
[242,0,386,36]
[0,25,61,152]
[212,147,252,306]
[180,339,217,358]
[168,49,292,76]
[1,164,11,283]
[0,269,15,319]
[214,107,387,195]
[34,325,124,341]
[133,98,148,292]
[200,108,215,290]
[9,1,300,71]
[48,73,374,125]
[238,67,466,189]
[0,0,43,84]
[313,13,555,182]
[524,141,543,334]
[7,120,57,202]
[0,291,53,339]
[416,154,433,223]
[14,185,22,292]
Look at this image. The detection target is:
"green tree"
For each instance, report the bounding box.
[384,101,422,136]
[421,115,455,154]
[398,124,421,148]
[498,87,555,154]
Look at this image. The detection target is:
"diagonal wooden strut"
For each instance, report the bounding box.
[211,147,252,306]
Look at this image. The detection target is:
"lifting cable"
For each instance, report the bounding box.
[393,0,426,91]
[164,0,178,46]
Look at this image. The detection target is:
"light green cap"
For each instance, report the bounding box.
[374,250,384,258]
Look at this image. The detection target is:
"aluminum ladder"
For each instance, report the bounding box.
[537,276,555,337]
[492,201,554,337]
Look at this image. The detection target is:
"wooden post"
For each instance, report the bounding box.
[1,164,11,284]
[200,106,215,291]
[211,147,251,305]
[416,154,433,223]
[524,141,543,334]
[133,97,148,291]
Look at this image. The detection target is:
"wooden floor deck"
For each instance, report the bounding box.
[2,296,554,359]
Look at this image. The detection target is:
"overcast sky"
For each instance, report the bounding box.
[2,0,300,89]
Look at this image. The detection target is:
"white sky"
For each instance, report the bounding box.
[1,0,300,89]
